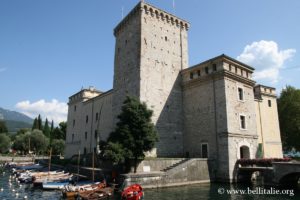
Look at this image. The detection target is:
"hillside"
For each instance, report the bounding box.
[0,107,33,132]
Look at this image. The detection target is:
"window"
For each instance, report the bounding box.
[190,72,194,79]
[205,67,209,74]
[94,130,98,139]
[85,132,87,140]
[74,105,76,112]
[197,70,201,77]
[165,36,168,41]
[238,87,244,101]
[213,64,217,71]
[240,115,246,130]
[73,119,75,127]
[95,113,99,121]
[86,115,89,123]
[84,148,87,155]
[201,143,208,158]
[94,147,97,153]
[72,134,74,142]
[268,100,272,107]
[229,65,232,71]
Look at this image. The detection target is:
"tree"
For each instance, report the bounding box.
[51,139,65,155]
[0,133,11,153]
[32,117,38,130]
[43,118,50,138]
[51,122,67,140]
[0,121,8,133]
[278,86,300,151]
[12,130,49,155]
[37,114,43,130]
[105,96,158,172]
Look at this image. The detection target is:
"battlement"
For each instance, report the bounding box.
[68,87,102,104]
[182,54,255,86]
[254,84,277,99]
[114,2,189,36]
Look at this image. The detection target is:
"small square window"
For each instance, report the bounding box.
[72,134,74,142]
[73,119,75,127]
[190,72,194,79]
[86,115,89,123]
[197,70,201,77]
[96,113,99,121]
[94,130,98,139]
[205,67,209,74]
[229,65,232,71]
[85,132,87,140]
[268,100,272,107]
[238,87,244,101]
[240,115,246,129]
[213,64,217,71]
[74,105,76,112]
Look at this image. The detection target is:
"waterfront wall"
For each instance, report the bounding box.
[123,158,215,188]
[0,156,48,163]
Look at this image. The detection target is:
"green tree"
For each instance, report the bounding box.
[0,133,11,153]
[278,86,300,151]
[32,117,38,130]
[43,118,50,138]
[12,130,49,155]
[51,139,65,155]
[37,114,43,130]
[105,96,158,172]
[51,122,67,140]
[0,121,8,133]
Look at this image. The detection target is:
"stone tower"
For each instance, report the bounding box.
[112,2,189,157]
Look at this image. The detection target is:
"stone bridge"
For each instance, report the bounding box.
[237,161,300,186]
[273,162,300,185]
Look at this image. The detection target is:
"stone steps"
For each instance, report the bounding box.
[161,158,190,172]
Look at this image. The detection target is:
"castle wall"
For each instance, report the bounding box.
[254,86,283,158]
[139,4,189,157]
[65,90,113,158]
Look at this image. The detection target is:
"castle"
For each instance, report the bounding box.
[65,1,283,181]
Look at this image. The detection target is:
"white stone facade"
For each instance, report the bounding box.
[64,2,283,181]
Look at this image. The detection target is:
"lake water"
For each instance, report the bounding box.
[1,168,299,200]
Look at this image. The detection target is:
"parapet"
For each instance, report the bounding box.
[254,85,277,99]
[181,54,255,86]
[68,86,102,104]
[114,2,190,36]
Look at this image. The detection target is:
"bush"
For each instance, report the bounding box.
[237,158,292,167]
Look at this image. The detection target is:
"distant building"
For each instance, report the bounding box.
[65,2,283,181]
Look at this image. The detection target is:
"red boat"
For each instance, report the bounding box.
[121,184,144,200]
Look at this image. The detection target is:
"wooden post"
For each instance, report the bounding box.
[92,151,95,182]
[48,148,52,175]
[77,150,80,182]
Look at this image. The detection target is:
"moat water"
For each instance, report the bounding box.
[1,169,299,200]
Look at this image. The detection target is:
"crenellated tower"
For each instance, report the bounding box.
[112,2,189,157]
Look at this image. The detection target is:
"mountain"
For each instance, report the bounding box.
[0,107,33,132]
[0,107,33,124]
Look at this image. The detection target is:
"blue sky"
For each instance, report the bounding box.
[0,0,299,123]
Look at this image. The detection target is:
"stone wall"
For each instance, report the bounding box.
[254,85,283,158]
[65,90,113,158]
[122,159,214,188]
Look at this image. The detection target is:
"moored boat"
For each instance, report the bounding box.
[121,184,143,200]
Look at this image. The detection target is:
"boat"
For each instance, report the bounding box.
[61,182,105,198]
[121,184,143,200]
[79,187,114,200]
[33,173,73,187]
[42,181,70,190]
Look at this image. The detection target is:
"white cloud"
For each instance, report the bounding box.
[0,68,7,73]
[15,99,68,124]
[237,40,296,83]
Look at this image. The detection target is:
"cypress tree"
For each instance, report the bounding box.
[37,114,43,130]
[32,118,38,130]
[43,118,50,138]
